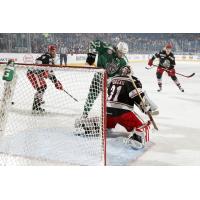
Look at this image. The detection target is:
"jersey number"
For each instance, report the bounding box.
[108,85,122,101]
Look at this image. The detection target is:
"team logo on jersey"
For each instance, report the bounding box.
[106,61,119,76]
[163,59,170,67]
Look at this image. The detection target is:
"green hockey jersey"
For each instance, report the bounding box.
[89,40,128,77]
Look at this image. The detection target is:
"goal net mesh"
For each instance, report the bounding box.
[0,64,106,166]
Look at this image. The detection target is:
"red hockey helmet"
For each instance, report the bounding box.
[165,43,173,49]
[48,45,56,51]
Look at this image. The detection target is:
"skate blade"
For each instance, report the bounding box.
[123,138,144,150]
[32,110,46,115]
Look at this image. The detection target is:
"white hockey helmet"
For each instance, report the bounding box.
[116,42,129,54]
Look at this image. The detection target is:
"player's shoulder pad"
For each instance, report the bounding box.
[168,52,175,61]
[131,75,139,81]
[45,52,51,57]
[160,50,165,54]
[169,52,175,57]
[36,53,45,61]
[39,52,50,58]
[131,75,142,87]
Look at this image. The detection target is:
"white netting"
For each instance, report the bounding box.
[0,64,106,165]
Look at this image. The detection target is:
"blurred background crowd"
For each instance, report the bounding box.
[1,33,200,54]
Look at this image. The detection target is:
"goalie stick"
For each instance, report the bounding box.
[145,64,195,78]
[129,76,158,131]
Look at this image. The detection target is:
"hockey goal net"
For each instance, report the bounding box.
[0,63,107,166]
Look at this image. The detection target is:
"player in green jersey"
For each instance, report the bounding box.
[83,40,129,117]
[86,40,128,76]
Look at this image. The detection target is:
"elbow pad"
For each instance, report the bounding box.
[86,53,96,65]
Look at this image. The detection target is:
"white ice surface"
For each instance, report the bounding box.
[0,61,200,165]
[0,66,148,166]
[130,61,200,165]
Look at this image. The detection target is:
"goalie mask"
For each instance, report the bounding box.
[119,65,131,76]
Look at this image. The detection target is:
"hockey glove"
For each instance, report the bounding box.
[55,80,63,90]
[143,105,151,113]
[140,99,151,114]
[168,66,174,70]
[148,59,153,66]
[86,53,96,65]
[167,68,175,76]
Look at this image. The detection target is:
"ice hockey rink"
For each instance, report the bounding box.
[131,61,200,165]
[0,60,199,166]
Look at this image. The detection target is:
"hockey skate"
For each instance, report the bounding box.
[157,86,162,92]
[32,98,45,115]
[32,107,45,115]
[178,86,184,92]
[124,129,145,150]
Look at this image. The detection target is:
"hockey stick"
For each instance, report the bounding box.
[130,76,158,131]
[63,89,78,102]
[0,62,79,102]
[145,65,157,70]
[146,64,195,78]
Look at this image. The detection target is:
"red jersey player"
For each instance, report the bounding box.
[27,45,63,114]
[148,43,184,92]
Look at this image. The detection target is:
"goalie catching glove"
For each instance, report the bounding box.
[127,130,145,150]
[138,95,159,115]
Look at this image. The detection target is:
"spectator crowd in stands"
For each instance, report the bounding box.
[1,33,200,54]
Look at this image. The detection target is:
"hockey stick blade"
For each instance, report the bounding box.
[145,66,157,70]
[175,72,195,78]
[152,64,195,78]
[187,73,195,78]
[147,112,158,131]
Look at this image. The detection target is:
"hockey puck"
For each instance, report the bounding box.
[11,102,14,105]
